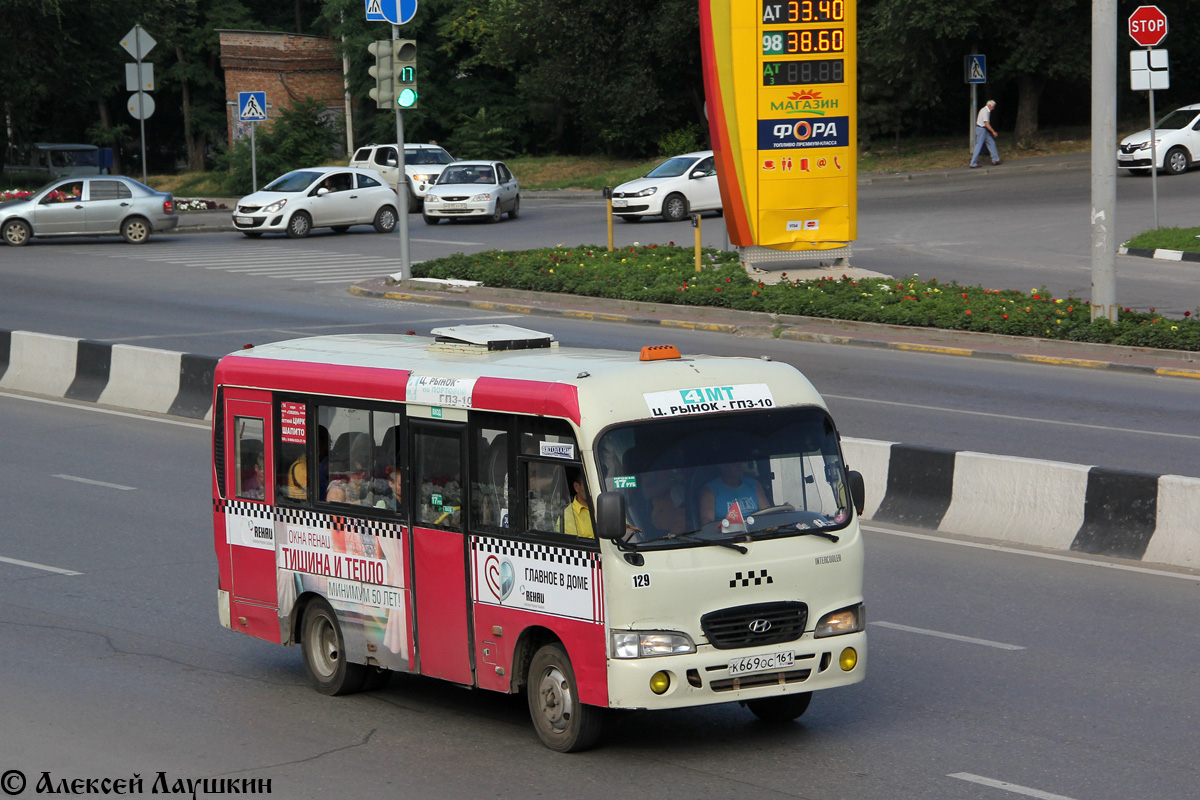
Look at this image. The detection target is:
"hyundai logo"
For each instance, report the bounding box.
[749,619,772,634]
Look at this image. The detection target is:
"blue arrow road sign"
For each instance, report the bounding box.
[966,55,987,84]
[238,91,267,122]
[365,0,417,25]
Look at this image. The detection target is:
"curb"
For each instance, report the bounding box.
[351,280,1200,380]
[1118,244,1200,263]
[2,327,1196,571]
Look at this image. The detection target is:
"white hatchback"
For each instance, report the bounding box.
[422,161,520,224]
[232,167,400,238]
[1118,103,1200,175]
[611,150,721,222]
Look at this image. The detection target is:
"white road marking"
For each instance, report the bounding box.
[948,772,1079,800]
[54,474,136,491]
[409,237,483,245]
[0,390,208,430]
[0,555,83,576]
[826,394,1200,442]
[866,525,1200,582]
[870,621,1025,650]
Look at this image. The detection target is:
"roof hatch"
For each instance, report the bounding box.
[429,324,557,352]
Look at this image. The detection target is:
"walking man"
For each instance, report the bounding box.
[970,100,1001,168]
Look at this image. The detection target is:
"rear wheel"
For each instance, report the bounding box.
[373,205,398,233]
[526,643,603,752]
[1165,146,1190,175]
[2,219,31,246]
[746,692,812,723]
[286,211,312,239]
[301,598,366,696]
[121,216,151,244]
[661,193,688,222]
[508,195,520,219]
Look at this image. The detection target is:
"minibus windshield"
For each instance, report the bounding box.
[595,407,851,548]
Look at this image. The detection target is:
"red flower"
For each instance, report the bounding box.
[965,309,972,315]
[1186,311,1192,317]
[1002,314,1009,319]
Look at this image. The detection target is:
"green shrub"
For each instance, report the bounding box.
[211,98,342,195]
[657,125,706,157]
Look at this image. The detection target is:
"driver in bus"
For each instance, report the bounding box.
[699,461,770,525]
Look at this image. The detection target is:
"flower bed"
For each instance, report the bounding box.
[175,198,227,211]
[413,244,1200,351]
[1,189,33,201]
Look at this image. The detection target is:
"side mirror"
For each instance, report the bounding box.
[848,470,865,516]
[690,170,706,179]
[316,187,330,196]
[594,491,627,541]
[386,158,398,167]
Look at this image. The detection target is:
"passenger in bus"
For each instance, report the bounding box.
[374,466,403,512]
[561,470,595,539]
[326,433,372,504]
[285,427,329,501]
[241,448,265,500]
[699,461,769,525]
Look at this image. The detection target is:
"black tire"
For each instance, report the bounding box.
[526,643,603,752]
[508,195,520,219]
[373,205,398,233]
[286,211,312,239]
[488,203,503,223]
[619,214,643,223]
[2,219,31,246]
[242,231,264,238]
[300,598,366,696]
[661,193,688,222]
[121,216,151,244]
[1165,147,1190,176]
[331,225,351,234]
[746,692,812,723]
[423,214,440,226]
[1127,169,1151,176]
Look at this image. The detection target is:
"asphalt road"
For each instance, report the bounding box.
[2,394,1197,799]
[1,154,1198,481]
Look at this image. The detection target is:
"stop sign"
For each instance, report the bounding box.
[1129,5,1168,47]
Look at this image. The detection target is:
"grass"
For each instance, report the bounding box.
[1124,226,1200,253]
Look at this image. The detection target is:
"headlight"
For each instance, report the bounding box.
[413,173,433,183]
[1137,142,1152,151]
[262,199,287,213]
[471,193,492,202]
[424,195,439,203]
[611,631,696,658]
[632,186,658,197]
[814,603,865,638]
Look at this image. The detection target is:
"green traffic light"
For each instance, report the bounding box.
[397,88,418,108]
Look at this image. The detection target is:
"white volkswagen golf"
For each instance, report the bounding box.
[232,166,400,238]
[610,150,721,222]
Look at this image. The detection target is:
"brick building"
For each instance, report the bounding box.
[218,30,347,153]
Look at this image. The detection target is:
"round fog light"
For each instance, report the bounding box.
[839,647,858,671]
[649,671,671,695]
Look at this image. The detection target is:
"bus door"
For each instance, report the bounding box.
[409,421,473,684]
[222,393,278,633]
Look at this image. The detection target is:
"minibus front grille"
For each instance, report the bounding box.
[709,668,811,692]
[700,601,807,650]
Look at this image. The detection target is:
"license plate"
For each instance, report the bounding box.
[236,216,254,225]
[612,198,628,208]
[445,203,469,210]
[727,650,795,676]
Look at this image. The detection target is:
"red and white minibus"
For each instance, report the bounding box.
[212,324,866,751]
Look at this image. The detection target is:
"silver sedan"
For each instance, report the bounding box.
[1,176,179,246]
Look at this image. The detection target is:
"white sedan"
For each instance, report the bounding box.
[611,150,721,222]
[1118,103,1200,175]
[422,161,520,224]
[232,166,400,238]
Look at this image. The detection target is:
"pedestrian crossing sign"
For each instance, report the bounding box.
[965,55,987,84]
[238,91,267,122]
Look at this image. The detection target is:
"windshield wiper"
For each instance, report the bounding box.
[663,530,748,554]
[755,524,840,543]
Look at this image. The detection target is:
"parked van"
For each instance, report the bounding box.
[4,143,111,178]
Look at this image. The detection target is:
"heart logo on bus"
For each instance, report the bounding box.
[484,555,515,601]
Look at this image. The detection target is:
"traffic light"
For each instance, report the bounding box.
[394,39,418,109]
[367,40,394,110]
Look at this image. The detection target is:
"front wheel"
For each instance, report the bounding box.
[661,193,688,222]
[286,211,312,239]
[121,216,151,244]
[745,691,812,723]
[2,219,31,246]
[242,231,264,238]
[488,203,503,223]
[1165,147,1190,175]
[527,644,603,752]
[373,205,398,233]
[301,598,366,696]
[423,214,440,226]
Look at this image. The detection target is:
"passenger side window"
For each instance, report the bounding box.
[696,157,716,176]
[358,173,382,188]
[318,405,403,511]
[519,424,583,538]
